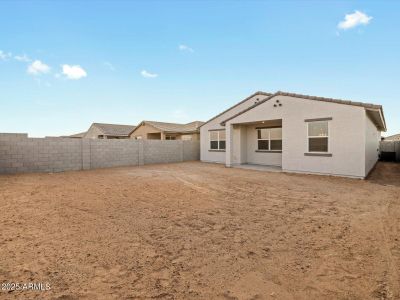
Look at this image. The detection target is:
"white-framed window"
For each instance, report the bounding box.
[257,127,282,151]
[166,135,176,140]
[307,121,329,152]
[209,130,226,150]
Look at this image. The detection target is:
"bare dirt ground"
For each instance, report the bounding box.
[0,162,399,300]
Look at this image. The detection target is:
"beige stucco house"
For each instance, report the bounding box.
[130,120,204,140]
[200,91,386,178]
[383,133,400,141]
[84,123,136,139]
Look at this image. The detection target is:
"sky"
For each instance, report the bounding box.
[0,0,399,137]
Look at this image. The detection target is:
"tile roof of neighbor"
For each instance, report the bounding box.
[221,91,385,126]
[68,131,87,138]
[134,120,205,133]
[384,134,400,141]
[92,123,137,136]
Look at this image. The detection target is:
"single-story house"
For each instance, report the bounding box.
[84,123,136,139]
[66,131,87,138]
[200,91,386,178]
[383,133,400,141]
[130,120,204,140]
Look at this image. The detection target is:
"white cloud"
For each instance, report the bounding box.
[14,54,31,62]
[27,60,50,75]
[0,50,12,60]
[338,11,372,30]
[62,64,87,80]
[178,44,194,53]
[141,70,158,78]
[103,61,115,71]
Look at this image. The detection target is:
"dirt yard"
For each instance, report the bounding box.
[0,162,399,300]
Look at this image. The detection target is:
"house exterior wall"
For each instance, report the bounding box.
[130,124,162,140]
[84,125,104,139]
[130,124,200,141]
[365,114,380,175]
[180,133,200,141]
[225,95,369,178]
[200,93,270,163]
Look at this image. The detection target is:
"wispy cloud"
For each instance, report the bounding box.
[27,60,50,75]
[14,54,31,62]
[103,61,115,71]
[178,44,194,53]
[0,50,12,61]
[338,11,372,30]
[141,70,158,78]
[62,64,87,80]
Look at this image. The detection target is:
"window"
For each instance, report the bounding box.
[257,128,282,151]
[166,135,176,140]
[308,121,328,152]
[209,130,226,150]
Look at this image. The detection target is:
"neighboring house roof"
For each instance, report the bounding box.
[199,91,272,128]
[131,120,205,135]
[88,123,137,137]
[220,91,386,131]
[68,131,87,138]
[384,134,400,141]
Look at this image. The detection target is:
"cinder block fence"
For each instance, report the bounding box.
[0,133,200,174]
[380,140,400,162]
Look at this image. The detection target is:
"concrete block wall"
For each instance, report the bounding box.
[380,140,400,162]
[0,134,200,174]
[90,139,140,169]
[144,140,183,165]
[183,140,201,161]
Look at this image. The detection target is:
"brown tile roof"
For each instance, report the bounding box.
[135,120,204,134]
[199,91,272,128]
[68,131,87,138]
[221,91,385,127]
[92,123,136,136]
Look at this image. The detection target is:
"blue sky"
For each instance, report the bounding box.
[0,1,399,137]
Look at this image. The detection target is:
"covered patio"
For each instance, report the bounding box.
[226,119,283,168]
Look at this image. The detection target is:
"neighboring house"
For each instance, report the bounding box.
[67,131,87,138]
[130,120,204,140]
[84,123,136,139]
[200,91,386,179]
[383,134,400,141]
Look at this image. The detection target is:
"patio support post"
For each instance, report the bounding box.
[226,123,234,167]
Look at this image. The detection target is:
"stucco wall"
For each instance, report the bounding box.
[0,133,200,174]
[365,114,380,175]
[200,93,270,163]
[225,95,368,178]
[131,124,199,141]
[84,125,104,139]
[130,123,162,139]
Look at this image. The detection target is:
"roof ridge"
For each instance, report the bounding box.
[275,91,381,108]
[93,122,136,127]
[198,91,273,128]
[220,91,385,130]
[144,120,186,125]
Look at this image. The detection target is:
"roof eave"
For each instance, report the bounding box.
[198,91,272,129]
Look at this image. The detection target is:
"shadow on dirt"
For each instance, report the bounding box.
[367,162,400,187]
